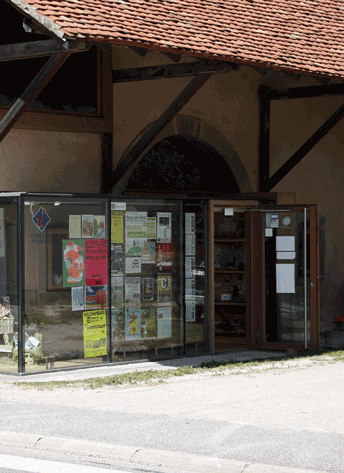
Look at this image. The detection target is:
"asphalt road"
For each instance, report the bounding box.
[0,359,342,473]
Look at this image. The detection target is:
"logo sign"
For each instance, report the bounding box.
[32,207,51,232]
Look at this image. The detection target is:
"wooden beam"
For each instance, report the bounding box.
[268,83,344,100]
[0,39,87,62]
[108,73,212,189]
[113,58,237,83]
[0,51,70,143]
[265,101,344,191]
[100,133,113,194]
[258,86,271,192]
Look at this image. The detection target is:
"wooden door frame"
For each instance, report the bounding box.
[256,204,320,352]
[209,200,259,354]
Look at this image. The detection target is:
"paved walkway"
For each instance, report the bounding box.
[0,349,286,383]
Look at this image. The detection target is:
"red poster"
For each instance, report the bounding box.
[85,239,108,286]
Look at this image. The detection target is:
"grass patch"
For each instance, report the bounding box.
[12,349,344,391]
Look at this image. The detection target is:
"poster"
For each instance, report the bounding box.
[142,241,156,264]
[185,234,195,256]
[111,244,124,275]
[85,285,108,309]
[158,275,172,302]
[125,256,141,274]
[72,287,84,311]
[141,307,157,339]
[111,309,125,341]
[125,308,141,341]
[147,217,156,239]
[185,213,195,235]
[157,243,172,271]
[94,215,106,238]
[185,300,196,323]
[62,239,85,287]
[157,212,171,242]
[69,215,81,239]
[85,239,108,286]
[111,276,123,309]
[111,211,123,244]
[126,238,146,257]
[83,309,107,358]
[185,278,195,296]
[142,278,154,301]
[125,277,141,307]
[157,306,172,339]
[126,212,147,238]
[82,215,94,238]
[185,256,195,278]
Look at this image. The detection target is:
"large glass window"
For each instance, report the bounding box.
[23,195,108,372]
[110,199,183,361]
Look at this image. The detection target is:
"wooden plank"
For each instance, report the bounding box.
[0,51,70,143]
[258,86,271,192]
[0,39,86,62]
[107,73,212,189]
[113,59,236,83]
[266,101,344,191]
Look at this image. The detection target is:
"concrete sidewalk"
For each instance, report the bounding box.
[0,349,286,383]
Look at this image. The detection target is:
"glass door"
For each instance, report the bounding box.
[256,205,319,351]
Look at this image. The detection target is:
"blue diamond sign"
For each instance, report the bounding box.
[32,207,51,232]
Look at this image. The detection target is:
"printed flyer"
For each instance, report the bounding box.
[185,278,195,296]
[157,275,172,302]
[185,234,195,256]
[111,244,124,275]
[142,277,154,301]
[72,287,85,311]
[111,309,125,342]
[185,213,195,234]
[125,308,141,341]
[157,306,172,339]
[125,238,146,257]
[82,215,94,238]
[185,256,195,279]
[62,239,85,287]
[125,277,141,307]
[111,211,124,244]
[157,212,171,242]
[69,215,81,239]
[147,217,156,239]
[185,300,196,323]
[125,211,147,255]
[141,307,157,339]
[85,239,108,286]
[142,241,156,264]
[85,285,108,309]
[94,215,106,238]
[111,276,123,309]
[125,256,141,274]
[157,243,172,271]
[83,310,107,358]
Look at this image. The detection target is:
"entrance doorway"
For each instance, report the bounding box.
[210,201,319,354]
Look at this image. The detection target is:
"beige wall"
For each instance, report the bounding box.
[112,46,344,331]
[0,130,101,193]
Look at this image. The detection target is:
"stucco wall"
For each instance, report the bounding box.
[0,130,101,193]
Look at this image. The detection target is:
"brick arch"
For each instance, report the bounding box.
[113,115,251,194]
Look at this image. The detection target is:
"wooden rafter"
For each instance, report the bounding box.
[0,39,87,62]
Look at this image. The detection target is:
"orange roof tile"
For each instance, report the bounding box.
[8,0,344,78]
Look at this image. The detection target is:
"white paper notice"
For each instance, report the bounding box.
[157,212,172,242]
[265,228,273,237]
[224,208,234,216]
[276,264,295,293]
[185,234,195,256]
[185,300,196,322]
[185,256,195,278]
[277,252,296,260]
[185,213,195,234]
[276,236,295,252]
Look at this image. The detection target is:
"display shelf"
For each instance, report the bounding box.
[214,270,245,274]
[214,239,245,243]
[215,301,246,305]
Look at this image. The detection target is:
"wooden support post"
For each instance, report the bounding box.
[100,133,113,194]
[266,101,344,191]
[258,86,271,192]
[108,73,212,190]
[0,51,70,144]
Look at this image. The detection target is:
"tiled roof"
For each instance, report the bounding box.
[8,0,344,78]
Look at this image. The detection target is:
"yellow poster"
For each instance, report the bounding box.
[111,211,123,244]
[83,309,107,358]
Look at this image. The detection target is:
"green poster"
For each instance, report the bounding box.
[62,239,85,287]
